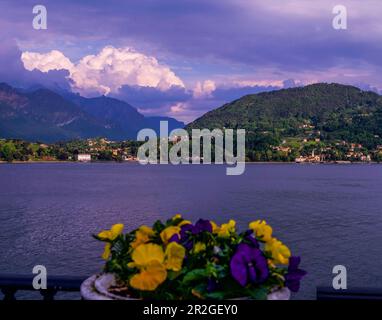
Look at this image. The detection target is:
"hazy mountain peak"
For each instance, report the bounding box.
[0,82,184,142]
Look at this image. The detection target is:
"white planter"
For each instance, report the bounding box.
[81,273,290,300]
[81,274,138,300]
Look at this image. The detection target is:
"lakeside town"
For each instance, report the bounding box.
[1,136,382,164]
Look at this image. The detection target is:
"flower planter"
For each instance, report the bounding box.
[81,273,291,300]
[89,216,305,300]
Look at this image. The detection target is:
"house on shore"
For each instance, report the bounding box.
[76,154,92,162]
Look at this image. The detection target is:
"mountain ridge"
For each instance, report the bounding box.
[0,83,184,142]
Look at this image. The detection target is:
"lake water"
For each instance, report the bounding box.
[1,163,382,300]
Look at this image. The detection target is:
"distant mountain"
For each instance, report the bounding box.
[66,93,147,138]
[0,83,116,142]
[0,83,184,142]
[66,94,184,137]
[187,83,382,149]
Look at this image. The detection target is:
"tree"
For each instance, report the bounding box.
[0,142,17,162]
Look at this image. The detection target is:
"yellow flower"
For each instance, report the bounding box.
[98,224,124,260]
[129,260,167,291]
[192,242,206,254]
[164,242,186,271]
[172,214,182,220]
[160,226,181,244]
[249,220,273,242]
[128,243,165,268]
[98,223,124,241]
[265,238,291,265]
[102,243,112,260]
[210,221,220,233]
[131,225,154,249]
[128,243,167,291]
[217,220,236,238]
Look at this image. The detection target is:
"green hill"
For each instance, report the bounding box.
[187,83,382,161]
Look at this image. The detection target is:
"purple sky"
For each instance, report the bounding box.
[1,0,382,123]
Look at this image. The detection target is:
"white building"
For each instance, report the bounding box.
[76,154,91,162]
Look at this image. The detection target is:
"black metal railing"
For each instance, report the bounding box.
[2,274,382,300]
[317,286,382,300]
[0,274,86,300]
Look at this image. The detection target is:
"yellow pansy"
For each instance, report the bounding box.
[249,220,273,242]
[129,260,167,291]
[102,243,112,260]
[160,226,181,244]
[217,220,236,238]
[192,242,206,254]
[172,214,182,220]
[128,243,165,268]
[98,223,124,241]
[98,224,124,260]
[128,243,167,291]
[164,242,186,271]
[265,238,291,265]
[210,221,220,234]
[131,225,155,249]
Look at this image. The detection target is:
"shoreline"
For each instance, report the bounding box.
[0,160,380,165]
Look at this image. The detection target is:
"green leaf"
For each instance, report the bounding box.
[152,220,165,233]
[245,287,268,300]
[205,291,226,300]
[167,270,182,280]
[182,269,208,284]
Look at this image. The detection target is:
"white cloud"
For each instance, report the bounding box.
[21,50,74,73]
[21,46,185,96]
[193,80,216,98]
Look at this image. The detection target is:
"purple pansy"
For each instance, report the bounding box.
[230,243,269,287]
[194,219,213,233]
[179,219,212,238]
[284,256,307,292]
[170,220,213,249]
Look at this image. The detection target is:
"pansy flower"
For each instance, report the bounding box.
[249,220,273,242]
[128,243,167,291]
[97,223,124,260]
[265,238,291,265]
[230,243,269,287]
[131,225,154,249]
[217,220,236,238]
[160,226,181,244]
[285,256,307,292]
[164,242,186,271]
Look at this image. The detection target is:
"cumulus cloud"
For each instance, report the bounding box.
[21,46,185,96]
[0,40,71,90]
[21,50,74,73]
